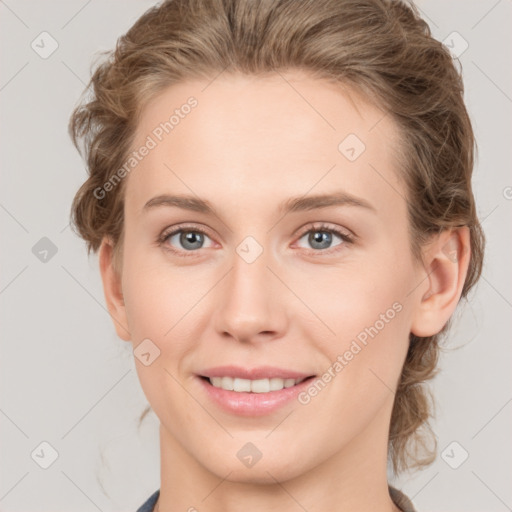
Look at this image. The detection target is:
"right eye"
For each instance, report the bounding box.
[158,225,215,256]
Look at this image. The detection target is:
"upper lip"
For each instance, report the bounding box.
[198,365,315,380]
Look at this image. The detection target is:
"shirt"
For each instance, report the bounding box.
[136,485,417,512]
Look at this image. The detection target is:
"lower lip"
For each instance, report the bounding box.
[197,376,315,416]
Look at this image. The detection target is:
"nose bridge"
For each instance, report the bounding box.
[215,234,282,341]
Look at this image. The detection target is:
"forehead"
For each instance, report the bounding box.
[125,71,404,219]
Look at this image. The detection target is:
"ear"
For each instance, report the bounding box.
[98,237,131,341]
[410,227,471,337]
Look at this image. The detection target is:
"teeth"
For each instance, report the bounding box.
[221,376,234,390]
[208,376,306,393]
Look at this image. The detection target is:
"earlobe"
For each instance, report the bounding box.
[411,227,471,338]
[98,237,131,341]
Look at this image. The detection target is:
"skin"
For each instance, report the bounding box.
[98,70,470,512]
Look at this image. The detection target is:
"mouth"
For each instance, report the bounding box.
[197,373,317,416]
[199,375,316,393]
[196,365,318,415]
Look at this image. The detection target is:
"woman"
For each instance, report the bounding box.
[68,0,485,510]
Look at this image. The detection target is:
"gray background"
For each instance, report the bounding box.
[1,1,511,511]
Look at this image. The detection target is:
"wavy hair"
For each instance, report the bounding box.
[68,0,485,475]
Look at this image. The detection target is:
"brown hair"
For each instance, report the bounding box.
[68,0,485,475]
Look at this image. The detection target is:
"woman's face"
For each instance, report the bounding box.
[108,71,428,482]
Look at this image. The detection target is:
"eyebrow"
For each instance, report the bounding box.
[143,191,376,215]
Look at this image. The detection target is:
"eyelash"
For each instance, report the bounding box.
[157,222,355,258]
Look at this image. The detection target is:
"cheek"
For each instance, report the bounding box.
[122,256,198,421]
[292,257,409,339]
[294,278,411,440]
[121,247,199,340]
[121,250,215,389]
[295,254,414,393]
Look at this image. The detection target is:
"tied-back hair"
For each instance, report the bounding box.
[68,0,485,475]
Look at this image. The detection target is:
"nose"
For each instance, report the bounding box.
[213,240,287,344]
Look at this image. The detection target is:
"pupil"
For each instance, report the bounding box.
[182,232,203,250]
[311,231,331,249]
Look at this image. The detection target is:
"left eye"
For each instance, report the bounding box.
[296,228,348,251]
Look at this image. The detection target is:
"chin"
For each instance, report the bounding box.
[201,454,310,485]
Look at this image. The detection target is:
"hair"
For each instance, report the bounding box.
[68,0,485,475]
